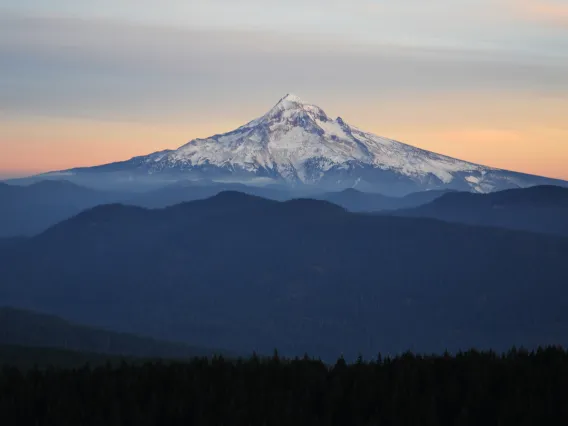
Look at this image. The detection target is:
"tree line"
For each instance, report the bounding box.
[1,347,568,426]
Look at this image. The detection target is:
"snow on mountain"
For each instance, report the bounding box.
[41,94,568,195]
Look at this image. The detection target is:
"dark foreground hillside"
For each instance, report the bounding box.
[0,344,134,370]
[0,307,228,359]
[1,347,568,426]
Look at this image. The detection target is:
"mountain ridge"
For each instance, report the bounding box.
[0,179,448,237]
[3,191,568,360]
[394,185,568,236]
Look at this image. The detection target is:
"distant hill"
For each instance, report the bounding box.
[394,185,568,236]
[0,307,228,359]
[318,188,452,212]
[2,191,568,360]
[0,180,126,237]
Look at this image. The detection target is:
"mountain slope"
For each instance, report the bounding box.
[394,185,568,236]
[36,94,568,195]
[0,307,227,358]
[1,192,568,360]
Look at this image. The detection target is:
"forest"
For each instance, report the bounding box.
[1,346,568,426]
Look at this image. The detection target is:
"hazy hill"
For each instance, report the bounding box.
[394,185,568,236]
[318,188,452,212]
[128,180,292,208]
[0,180,125,237]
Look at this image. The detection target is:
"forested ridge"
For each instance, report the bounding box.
[2,347,568,425]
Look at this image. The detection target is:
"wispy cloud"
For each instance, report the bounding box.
[2,14,566,123]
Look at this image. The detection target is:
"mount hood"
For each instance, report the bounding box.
[39,94,567,195]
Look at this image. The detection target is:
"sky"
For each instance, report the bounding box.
[1,0,567,179]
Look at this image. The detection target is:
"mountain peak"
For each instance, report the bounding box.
[278,93,304,105]
[262,93,328,125]
[268,93,309,114]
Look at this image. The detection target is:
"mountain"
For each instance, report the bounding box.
[0,180,126,237]
[33,94,567,195]
[2,192,568,360]
[0,307,227,359]
[318,188,453,212]
[394,185,568,237]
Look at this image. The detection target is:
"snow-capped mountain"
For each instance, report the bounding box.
[42,94,567,195]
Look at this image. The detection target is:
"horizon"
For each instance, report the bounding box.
[1,1,568,180]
